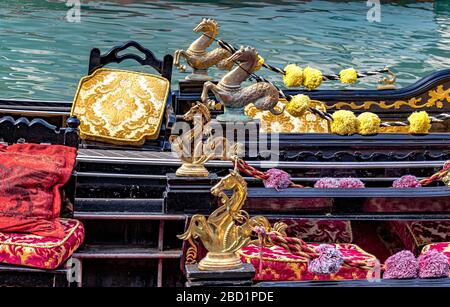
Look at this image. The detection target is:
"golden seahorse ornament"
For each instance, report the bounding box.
[174,18,233,81]
[170,102,238,177]
[177,170,272,270]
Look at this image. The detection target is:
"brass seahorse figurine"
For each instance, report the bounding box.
[177,170,272,270]
[201,46,283,122]
[174,18,234,81]
[170,102,239,177]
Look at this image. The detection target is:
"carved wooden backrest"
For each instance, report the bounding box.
[87,41,175,149]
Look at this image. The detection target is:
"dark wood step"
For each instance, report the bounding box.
[73,245,182,259]
[74,211,186,221]
[0,263,68,274]
[75,198,164,212]
[257,277,450,287]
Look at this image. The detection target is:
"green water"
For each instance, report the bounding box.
[0,0,449,101]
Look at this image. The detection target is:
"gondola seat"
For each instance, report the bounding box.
[0,219,84,270]
[238,243,378,281]
[71,68,170,146]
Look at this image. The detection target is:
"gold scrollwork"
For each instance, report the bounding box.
[327,85,450,111]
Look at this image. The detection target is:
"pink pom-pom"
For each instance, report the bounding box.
[263,168,292,191]
[392,175,422,188]
[314,178,340,188]
[338,178,365,189]
[383,250,418,279]
[308,244,344,274]
[418,250,449,278]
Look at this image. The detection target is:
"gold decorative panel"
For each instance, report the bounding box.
[327,85,450,111]
[71,68,170,146]
[245,99,329,133]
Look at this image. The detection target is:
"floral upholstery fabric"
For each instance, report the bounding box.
[238,243,377,281]
[388,221,450,252]
[245,99,329,133]
[71,68,170,146]
[271,219,353,243]
[0,219,84,270]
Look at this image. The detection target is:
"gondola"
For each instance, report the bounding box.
[0,38,449,288]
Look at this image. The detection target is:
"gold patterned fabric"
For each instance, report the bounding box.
[71,68,170,146]
[245,99,329,133]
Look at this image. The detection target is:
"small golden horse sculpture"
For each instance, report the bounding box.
[174,18,233,81]
[170,102,238,177]
[201,46,283,122]
[178,170,272,270]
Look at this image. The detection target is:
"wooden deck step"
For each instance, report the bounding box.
[74,211,186,221]
[75,198,165,212]
[73,245,182,259]
[0,263,68,274]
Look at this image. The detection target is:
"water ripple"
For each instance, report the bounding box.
[0,0,449,100]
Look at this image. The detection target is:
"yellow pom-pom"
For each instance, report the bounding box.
[283,64,303,87]
[331,110,358,135]
[286,94,310,117]
[357,112,380,135]
[302,66,323,90]
[408,111,431,134]
[339,68,358,84]
[254,55,265,72]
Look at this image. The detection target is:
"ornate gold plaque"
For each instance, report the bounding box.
[70,68,170,146]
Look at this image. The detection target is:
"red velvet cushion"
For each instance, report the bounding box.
[0,144,77,238]
[0,218,84,269]
[239,243,378,281]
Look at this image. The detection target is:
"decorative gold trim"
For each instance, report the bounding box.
[327,85,450,111]
[185,238,198,265]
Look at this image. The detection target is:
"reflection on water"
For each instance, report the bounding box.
[0,0,449,101]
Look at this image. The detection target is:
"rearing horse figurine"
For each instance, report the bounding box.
[174,18,233,81]
[201,46,283,122]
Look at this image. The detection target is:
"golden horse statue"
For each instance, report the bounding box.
[177,170,272,270]
[170,102,238,177]
[174,18,233,81]
[201,46,283,122]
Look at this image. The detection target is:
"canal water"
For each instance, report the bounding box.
[0,0,449,101]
